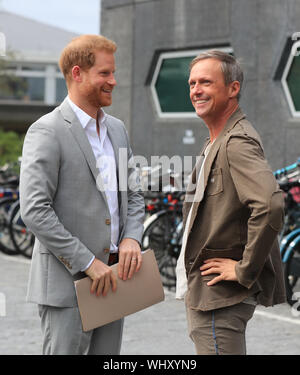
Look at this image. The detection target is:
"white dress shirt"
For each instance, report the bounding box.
[67,97,120,270]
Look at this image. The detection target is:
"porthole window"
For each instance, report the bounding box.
[150,47,233,118]
[281,40,300,117]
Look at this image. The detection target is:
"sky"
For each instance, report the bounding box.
[1,0,101,34]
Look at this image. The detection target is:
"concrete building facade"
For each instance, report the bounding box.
[101,0,300,171]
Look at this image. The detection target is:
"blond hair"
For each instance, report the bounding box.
[59,34,117,84]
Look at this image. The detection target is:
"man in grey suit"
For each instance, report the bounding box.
[20,34,145,355]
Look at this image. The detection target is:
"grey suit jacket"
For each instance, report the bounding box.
[20,98,145,307]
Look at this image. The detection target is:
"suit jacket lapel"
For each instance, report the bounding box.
[106,120,120,176]
[202,107,246,194]
[186,137,210,197]
[183,137,210,228]
[187,107,245,231]
[59,98,108,205]
[105,119,124,215]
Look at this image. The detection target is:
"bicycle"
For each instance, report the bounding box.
[8,199,34,259]
[142,191,184,289]
[0,163,20,256]
[282,230,300,306]
[277,178,300,306]
[277,176,300,256]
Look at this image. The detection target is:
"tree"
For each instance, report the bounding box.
[0,49,26,168]
[0,128,23,167]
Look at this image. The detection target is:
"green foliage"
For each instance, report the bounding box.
[0,53,25,169]
[0,128,23,167]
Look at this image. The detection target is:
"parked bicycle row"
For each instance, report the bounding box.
[142,190,184,289]
[1,158,300,308]
[0,162,34,259]
[142,159,300,306]
[275,158,300,306]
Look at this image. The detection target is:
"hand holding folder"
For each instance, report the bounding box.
[75,249,165,332]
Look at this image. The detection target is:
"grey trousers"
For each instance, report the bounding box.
[186,302,256,355]
[38,304,124,355]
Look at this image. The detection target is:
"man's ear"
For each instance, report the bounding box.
[229,80,240,99]
[71,65,82,83]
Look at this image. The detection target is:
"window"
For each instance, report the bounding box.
[281,40,300,117]
[0,62,67,105]
[150,47,233,118]
[0,75,45,101]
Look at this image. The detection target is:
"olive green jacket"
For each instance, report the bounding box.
[183,108,286,311]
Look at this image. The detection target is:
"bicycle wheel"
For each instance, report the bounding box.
[0,197,19,255]
[142,211,179,264]
[8,200,34,258]
[283,246,300,306]
[158,254,177,289]
[280,228,300,259]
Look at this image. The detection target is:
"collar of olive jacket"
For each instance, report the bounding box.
[186,106,246,199]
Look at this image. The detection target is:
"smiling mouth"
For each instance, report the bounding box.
[102,88,112,94]
[194,98,209,105]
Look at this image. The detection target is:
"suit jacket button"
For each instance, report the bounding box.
[105,219,111,225]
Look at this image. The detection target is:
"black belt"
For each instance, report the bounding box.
[108,253,119,266]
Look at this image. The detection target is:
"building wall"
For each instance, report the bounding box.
[0,103,56,133]
[101,0,300,170]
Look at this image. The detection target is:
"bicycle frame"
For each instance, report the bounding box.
[280,228,300,258]
[282,232,300,264]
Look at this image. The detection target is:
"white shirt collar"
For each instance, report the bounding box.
[67,96,107,129]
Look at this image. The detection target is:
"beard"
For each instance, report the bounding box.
[83,83,112,109]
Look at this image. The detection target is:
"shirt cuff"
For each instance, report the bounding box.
[81,255,95,272]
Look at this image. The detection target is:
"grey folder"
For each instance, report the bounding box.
[74,249,165,332]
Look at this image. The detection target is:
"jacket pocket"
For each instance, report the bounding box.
[201,247,244,261]
[206,168,223,196]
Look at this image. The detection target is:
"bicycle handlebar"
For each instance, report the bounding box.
[278,178,300,192]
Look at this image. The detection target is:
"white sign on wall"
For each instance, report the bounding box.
[183,130,195,145]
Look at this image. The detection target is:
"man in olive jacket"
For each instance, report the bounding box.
[176,51,286,355]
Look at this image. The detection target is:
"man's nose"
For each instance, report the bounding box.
[108,73,117,87]
[191,83,203,95]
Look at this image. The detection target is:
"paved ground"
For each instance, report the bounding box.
[0,251,299,355]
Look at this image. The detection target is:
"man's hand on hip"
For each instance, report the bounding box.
[200,258,238,286]
[85,258,117,296]
[118,238,142,281]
